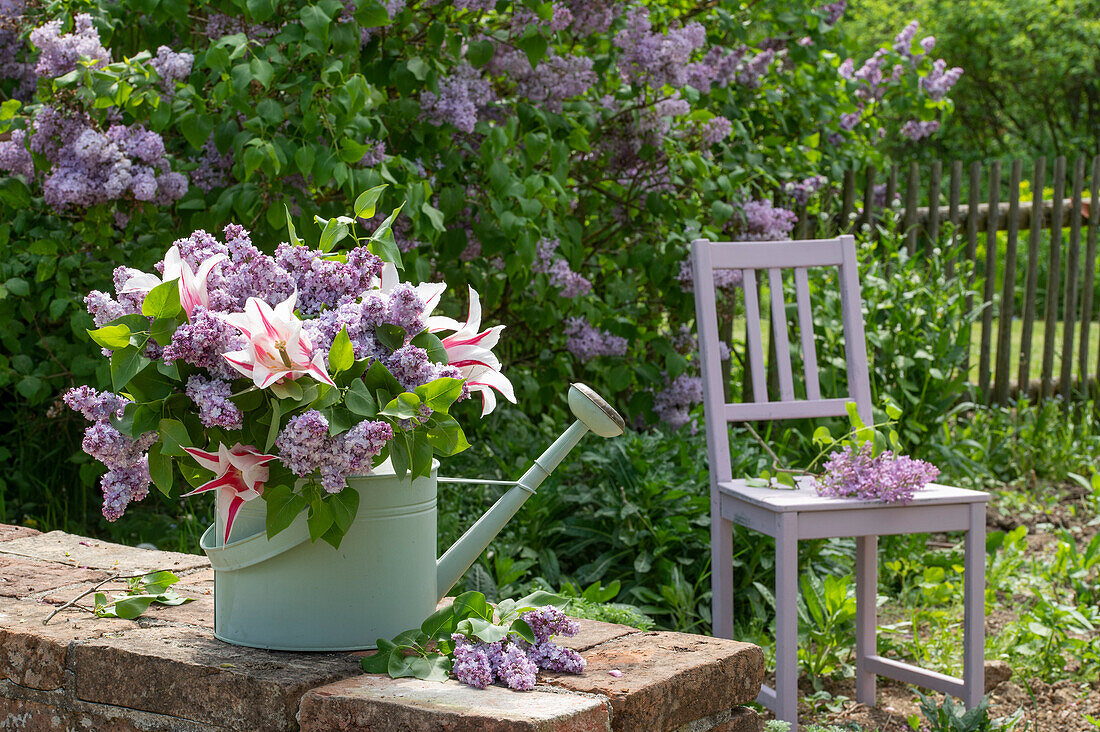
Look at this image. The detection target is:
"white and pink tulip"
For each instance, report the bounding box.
[220,293,336,393]
[118,245,227,319]
[181,443,277,544]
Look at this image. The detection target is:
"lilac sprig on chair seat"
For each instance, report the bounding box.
[814,443,940,504]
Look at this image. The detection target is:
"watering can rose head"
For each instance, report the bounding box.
[63,192,517,548]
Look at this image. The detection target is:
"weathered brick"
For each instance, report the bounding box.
[0,681,220,731]
[0,531,209,574]
[0,599,137,690]
[70,625,361,731]
[672,707,761,732]
[559,619,640,652]
[299,675,612,732]
[0,556,109,599]
[540,631,765,732]
[0,525,40,543]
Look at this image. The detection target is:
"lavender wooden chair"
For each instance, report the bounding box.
[691,235,988,729]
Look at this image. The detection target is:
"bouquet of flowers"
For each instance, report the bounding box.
[64,188,515,548]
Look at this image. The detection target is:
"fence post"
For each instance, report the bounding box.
[946,160,962,279]
[862,166,876,235]
[928,160,943,251]
[840,169,856,234]
[994,161,1022,403]
[979,161,1002,402]
[1061,157,1086,400]
[962,162,982,381]
[1019,157,1046,395]
[1041,156,1067,400]
[905,162,920,255]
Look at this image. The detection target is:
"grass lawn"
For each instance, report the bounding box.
[968,319,1100,384]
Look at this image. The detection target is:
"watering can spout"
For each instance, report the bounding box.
[436,383,625,599]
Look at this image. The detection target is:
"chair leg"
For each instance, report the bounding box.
[711,512,735,639]
[774,512,799,725]
[855,534,878,706]
[963,503,986,708]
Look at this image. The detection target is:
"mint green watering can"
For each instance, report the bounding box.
[199,383,625,651]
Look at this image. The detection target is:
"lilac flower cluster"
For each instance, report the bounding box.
[892,20,920,58]
[185,375,243,430]
[451,607,585,690]
[0,129,33,179]
[614,7,706,88]
[562,0,617,35]
[700,116,732,146]
[274,242,383,316]
[533,239,591,298]
[29,107,187,209]
[150,45,194,89]
[357,140,386,167]
[488,48,596,113]
[675,259,743,294]
[420,63,494,133]
[189,137,234,192]
[784,175,828,206]
[28,14,108,78]
[564,317,627,362]
[740,199,797,241]
[203,12,279,42]
[900,119,940,141]
[920,59,963,102]
[652,373,702,430]
[64,386,155,521]
[162,307,243,380]
[274,410,393,492]
[0,0,34,99]
[814,443,939,504]
[818,0,846,24]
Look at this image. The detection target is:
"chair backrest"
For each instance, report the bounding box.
[691,235,873,485]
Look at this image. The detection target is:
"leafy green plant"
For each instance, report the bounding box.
[795,571,857,680]
[557,580,655,630]
[45,569,192,623]
[915,691,1024,732]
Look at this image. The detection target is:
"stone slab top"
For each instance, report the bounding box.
[0,524,764,732]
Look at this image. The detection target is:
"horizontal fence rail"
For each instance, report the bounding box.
[801,155,1100,406]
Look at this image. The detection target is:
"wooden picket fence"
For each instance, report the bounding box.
[794,156,1100,405]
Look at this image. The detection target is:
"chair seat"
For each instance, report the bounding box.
[718,477,989,513]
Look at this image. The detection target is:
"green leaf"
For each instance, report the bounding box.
[513,590,568,610]
[374,324,406,352]
[509,617,536,644]
[265,399,283,451]
[517,31,548,68]
[414,378,464,412]
[318,217,349,253]
[363,361,404,395]
[149,318,180,347]
[88,324,132,350]
[368,204,405,268]
[285,204,303,246]
[250,57,274,88]
[329,327,354,374]
[105,595,158,619]
[420,605,456,639]
[141,279,182,319]
[158,418,192,456]
[380,392,421,420]
[410,433,433,479]
[264,483,308,538]
[467,39,495,67]
[294,147,315,178]
[451,590,493,621]
[180,113,213,150]
[389,430,411,478]
[426,414,470,456]
[111,346,150,391]
[148,442,173,496]
[419,202,445,232]
[812,426,833,446]
[360,638,397,673]
[409,331,448,365]
[345,379,377,416]
[300,5,331,43]
[353,185,386,220]
[455,617,510,644]
[328,486,359,534]
[308,497,335,542]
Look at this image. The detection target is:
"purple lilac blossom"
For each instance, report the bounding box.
[452,636,494,688]
[185,375,243,430]
[84,290,128,327]
[920,59,963,101]
[892,21,920,58]
[357,140,386,167]
[740,199,797,241]
[190,137,234,192]
[497,642,538,690]
[149,45,193,88]
[900,119,940,141]
[652,374,702,430]
[564,318,627,362]
[204,12,278,42]
[700,116,732,146]
[735,50,774,88]
[275,410,392,492]
[29,13,109,78]
[275,242,382,317]
[82,422,157,470]
[533,239,592,298]
[420,63,494,133]
[920,36,936,54]
[101,459,151,522]
[488,48,596,113]
[675,259,743,293]
[0,129,33,178]
[563,0,617,35]
[814,443,939,503]
[818,0,846,24]
[63,386,127,422]
[784,175,828,206]
[614,7,707,88]
[161,307,243,380]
